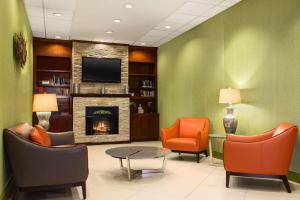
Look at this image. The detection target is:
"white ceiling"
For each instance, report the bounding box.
[24,0,242,47]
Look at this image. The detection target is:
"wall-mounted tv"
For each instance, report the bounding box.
[82,57,121,83]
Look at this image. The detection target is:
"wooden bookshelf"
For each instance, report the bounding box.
[129,46,159,141]
[33,38,73,132]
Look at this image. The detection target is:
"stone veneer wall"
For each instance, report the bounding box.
[72,41,128,93]
[72,41,130,143]
[73,97,130,143]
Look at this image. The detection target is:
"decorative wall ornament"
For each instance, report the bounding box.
[13,32,27,67]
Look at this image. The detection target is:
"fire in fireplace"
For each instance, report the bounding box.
[93,118,110,134]
[86,107,119,135]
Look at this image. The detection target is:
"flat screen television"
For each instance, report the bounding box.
[82,57,121,83]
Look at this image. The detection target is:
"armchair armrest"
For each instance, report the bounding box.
[223,140,263,174]
[195,130,204,149]
[226,129,275,143]
[4,131,88,187]
[161,120,179,144]
[48,131,74,146]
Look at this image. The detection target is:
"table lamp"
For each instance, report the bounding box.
[33,93,58,130]
[219,88,241,134]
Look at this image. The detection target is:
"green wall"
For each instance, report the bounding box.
[158,0,300,173]
[0,0,33,196]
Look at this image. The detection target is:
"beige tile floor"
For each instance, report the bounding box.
[20,141,300,200]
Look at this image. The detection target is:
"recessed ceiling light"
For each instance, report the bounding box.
[53,13,62,17]
[113,19,121,23]
[125,4,133,8]
[55,35,61,39]
[141,42,146,46]
[105,31,113,34]
[165,25,172,29]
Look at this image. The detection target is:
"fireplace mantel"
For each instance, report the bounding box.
[71,93,131,98]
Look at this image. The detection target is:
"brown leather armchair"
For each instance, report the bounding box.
[224,123,298,193]
[3,123,89,199]
[161,118,210,163]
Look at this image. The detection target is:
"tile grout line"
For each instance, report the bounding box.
[183,163,217,200]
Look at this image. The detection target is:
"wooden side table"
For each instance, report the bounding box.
[208,134,226,165]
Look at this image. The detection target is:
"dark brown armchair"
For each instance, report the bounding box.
[3,123,89,199]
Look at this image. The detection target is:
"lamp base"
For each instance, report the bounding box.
[223,105,238,134]
[36,112,51,130]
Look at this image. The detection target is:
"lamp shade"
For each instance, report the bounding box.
[32,93,58,112]
[219,88,241,104]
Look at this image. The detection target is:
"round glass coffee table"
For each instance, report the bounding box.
[106,146,170,180]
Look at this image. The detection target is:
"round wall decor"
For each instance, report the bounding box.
[13,32,27,67]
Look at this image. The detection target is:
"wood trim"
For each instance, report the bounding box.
[72,39,130,47]
[129,45,157,51]
[34,37,72,44]
[71,93,131,98]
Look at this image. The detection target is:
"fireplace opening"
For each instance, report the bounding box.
[86,107,119,135]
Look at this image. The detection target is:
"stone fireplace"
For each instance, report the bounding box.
[73,95,130,144]
[86,106,119,135]
[72,41,130,144]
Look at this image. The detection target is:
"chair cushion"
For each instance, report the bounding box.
[165,138,198,152]
[179,118,206,138]
[273,123,295,137]
[30,126,51,146]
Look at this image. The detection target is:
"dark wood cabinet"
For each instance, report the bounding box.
[33,38,73,132]
[32,40,158,136]
[33,114,72,132]
[130,113,159,141]
[129,46,159,141]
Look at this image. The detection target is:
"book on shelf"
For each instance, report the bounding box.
[139,80,154,88]
[140,90,155,97]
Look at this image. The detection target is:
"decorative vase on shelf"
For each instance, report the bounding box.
[138,104,144,114]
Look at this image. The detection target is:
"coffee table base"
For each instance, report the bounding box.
[119,157,167,181]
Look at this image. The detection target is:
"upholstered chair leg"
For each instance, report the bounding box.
[82,182,87,199]
[281,176,292,193]
[204,150,208,157]
[226,172,230,188]
[196,153,200,163]
[178,152,183,160]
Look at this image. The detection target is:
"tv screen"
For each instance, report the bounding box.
[82,57,121,83]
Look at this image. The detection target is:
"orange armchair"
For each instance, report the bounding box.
[224,123,298,193]
[161,118,210,163]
